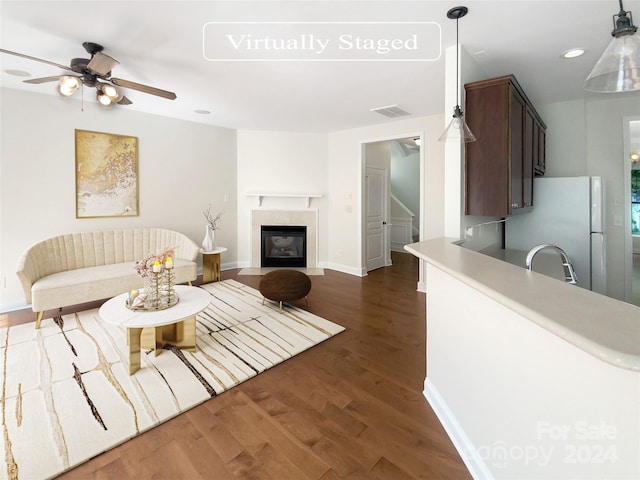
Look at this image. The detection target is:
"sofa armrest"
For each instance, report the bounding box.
[15,243,44,304]
[173,232,200,262]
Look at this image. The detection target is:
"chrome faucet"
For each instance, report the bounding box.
[525,244,578,285]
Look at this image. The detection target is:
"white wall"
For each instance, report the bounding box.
[364,140,390,169]
[585,97,640,301]
[0,88,237,312]
[425,263,640,479]
[1,88,444,310]
[538,100,588,177]
[454,48,640,301]
[540,95,640,301]
[235,130,329,268]
[444,44,504,251]
[327,114,445,276]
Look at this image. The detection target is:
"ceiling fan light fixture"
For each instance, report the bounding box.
[86,51,119,76]
[101,83,123,102]
[584,0,640,93]
[97,92,112,106]
[2,42,176,107]
[58,75,81,96]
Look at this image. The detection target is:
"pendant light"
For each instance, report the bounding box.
[584,0,640,93]
[439,5,476,143]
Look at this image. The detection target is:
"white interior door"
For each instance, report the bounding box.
[366,166,388,271]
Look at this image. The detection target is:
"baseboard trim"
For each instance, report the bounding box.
[237,267,324,276]
[319,262,366,277]
[423,378,493,480]
[0,299,29,313]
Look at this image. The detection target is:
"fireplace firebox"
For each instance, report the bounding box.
[261,225,307,268]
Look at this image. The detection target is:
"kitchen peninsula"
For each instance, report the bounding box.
[405,237,640,480]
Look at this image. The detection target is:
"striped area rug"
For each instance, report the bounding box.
[0,279,344,480]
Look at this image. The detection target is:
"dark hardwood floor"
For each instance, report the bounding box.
[7,252,471,479]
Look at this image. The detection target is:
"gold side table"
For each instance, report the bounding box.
[201,247,227,283]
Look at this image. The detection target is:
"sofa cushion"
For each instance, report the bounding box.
[31,259,196,311]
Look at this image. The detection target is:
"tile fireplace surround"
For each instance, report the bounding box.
[251,209,318,268]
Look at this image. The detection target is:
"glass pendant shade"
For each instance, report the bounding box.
[584,32,640,92]
[439,6,475,143]
[439,106,477,143]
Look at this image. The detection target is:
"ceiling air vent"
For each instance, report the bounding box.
[370,104,411,118]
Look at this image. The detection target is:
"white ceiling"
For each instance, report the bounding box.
[1,0,639,132]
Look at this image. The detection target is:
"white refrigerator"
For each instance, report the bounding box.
[505,176,606,293]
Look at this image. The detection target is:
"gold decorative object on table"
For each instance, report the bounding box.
[130,247,180,310]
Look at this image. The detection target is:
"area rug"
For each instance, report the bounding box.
[0,279,344,480]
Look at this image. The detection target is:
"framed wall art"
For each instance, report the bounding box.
[75,129,139,218]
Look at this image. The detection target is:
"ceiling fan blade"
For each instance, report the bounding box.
[0,48,74,72]
[110,77,177,100]
[23,75,65,84]
[118,95,133,105]
[87,52,119,76]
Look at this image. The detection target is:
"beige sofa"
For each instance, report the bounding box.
[16,228,200,328]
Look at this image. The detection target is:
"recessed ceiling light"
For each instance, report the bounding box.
[194,109,211,115]
[562,48,585,59]
[4,69,31,77]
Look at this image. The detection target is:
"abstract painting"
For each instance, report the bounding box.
[75,129,139,218]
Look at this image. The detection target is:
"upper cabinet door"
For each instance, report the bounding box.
[464,74,546,217]
[510,86,526,212]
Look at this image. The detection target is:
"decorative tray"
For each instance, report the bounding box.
[125,292,180,311]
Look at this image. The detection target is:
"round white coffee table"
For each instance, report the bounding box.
[99,285,211,374]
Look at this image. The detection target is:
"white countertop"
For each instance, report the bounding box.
[405,238,640,372]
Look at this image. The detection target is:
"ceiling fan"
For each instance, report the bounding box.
[0,42,177,106]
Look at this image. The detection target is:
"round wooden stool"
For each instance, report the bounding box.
[258,269,311,312]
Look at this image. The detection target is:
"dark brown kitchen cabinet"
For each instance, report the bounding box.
[464,74,546,217]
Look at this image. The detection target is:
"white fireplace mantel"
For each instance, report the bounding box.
[247,193,322,208]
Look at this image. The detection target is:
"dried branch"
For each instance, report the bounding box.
[203,203,223,230]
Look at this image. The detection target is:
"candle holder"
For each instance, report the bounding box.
[165,267,176,304]
[129,252,180,311]
[128,268,179,311]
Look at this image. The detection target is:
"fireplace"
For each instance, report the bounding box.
[251,210,317,269]
[261,225,307,268]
